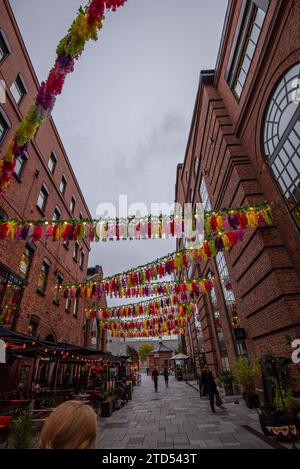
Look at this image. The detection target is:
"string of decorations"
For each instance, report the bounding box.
[60,204,273,295]
[0,204,272,242]
[0,0,126,194]
[110,328,186,338]
[61,278,214,300]
[86,297,197,320]
[101,316,190,332]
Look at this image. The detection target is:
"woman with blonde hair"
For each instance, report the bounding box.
[40,400,97,449]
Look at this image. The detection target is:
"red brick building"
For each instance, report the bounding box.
[0,0,106,350]
[147,341,173,373]
[176,0,300,396]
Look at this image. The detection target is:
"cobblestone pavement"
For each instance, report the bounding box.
[96,374,284,449]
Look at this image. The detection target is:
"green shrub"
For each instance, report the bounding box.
[273,380,295,414]
[233,356,260,394]
[218,370,234,385]
[8,408,33,449]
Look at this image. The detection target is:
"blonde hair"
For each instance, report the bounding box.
[40,400,97,449]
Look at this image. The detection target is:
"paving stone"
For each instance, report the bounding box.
[96,374,286,450]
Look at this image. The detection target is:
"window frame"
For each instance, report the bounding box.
[0,29,11,63]
[52,206,61,222]
[79,248,85,270]
[73,241,79,262]
[53,271,64,305]
[263,63,300,229]
[37,258,51,295]
[59,174,67,195]
[0,107,11,143]
[70,195,76,214]
[226,0,268,100]
[36,184,49,214]
[73,298,79,318]
[48,151,57,175]
[28,315,40,338]
[65,297,72,313]
[10,74,27,105]
[18,244,35,281]
[13,152,29,180]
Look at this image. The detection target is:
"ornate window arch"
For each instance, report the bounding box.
[263,63,300,227]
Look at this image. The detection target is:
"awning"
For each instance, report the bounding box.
[170,353,189,360]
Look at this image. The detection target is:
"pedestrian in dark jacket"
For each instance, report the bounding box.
[200,367,218,413]
[152,368,159,392]
[163,367,169,387]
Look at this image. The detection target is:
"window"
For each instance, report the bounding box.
[19,245,34,280]
[79,249,85,270]
[73,298,79,317]
[14,153,28,179]
[79,211,84,221]
[63,239,70,250]
[48,152,57,174]
[194,156,200,176]
[52,207,61,221]
[227,1,267,99]
[37,184,49,213]
[65,297,71,313]
[199,177,212,211]
[264,63,300,228]
[208,272,229,361]
[0,30,10,63]
[28,315,40,338]
[216,252,242,332]
[185,170,189,183]
[0,108,10,143]
[54,272,63,305]
[37,259,50,294]
[70,195,76,214]
[10,75,27,105]
[73,242,79,261]
[59,175,67,195]
[0,208,8,220]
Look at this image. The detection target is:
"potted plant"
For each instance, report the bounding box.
[218,370,234,396]
[258,381,299,441]
[233,356,261,408]
[8,409,33,449]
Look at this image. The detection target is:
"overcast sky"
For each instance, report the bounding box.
[10,0,227,290]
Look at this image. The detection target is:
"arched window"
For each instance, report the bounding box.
[263,63,300,227]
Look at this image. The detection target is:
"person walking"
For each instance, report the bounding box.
[163,367,169,388]
[152,368,159,392]
[200,366,219,413]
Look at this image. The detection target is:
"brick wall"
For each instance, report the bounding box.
[175,0,300,391]
[0,0,100,348]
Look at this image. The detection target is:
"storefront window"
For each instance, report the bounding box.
[0,266,23,328]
